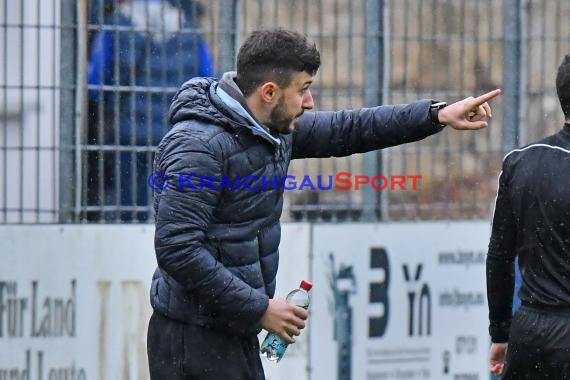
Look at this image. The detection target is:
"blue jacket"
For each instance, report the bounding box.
[150,73,444,336]
[87,9,213,145]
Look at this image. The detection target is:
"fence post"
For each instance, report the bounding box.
[495,6,524,380]
[219,0,238,73]
[362,0,385,221]
[502,0,522,155]
[59,0,77,223]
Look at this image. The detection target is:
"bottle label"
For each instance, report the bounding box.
[262,334,288,357]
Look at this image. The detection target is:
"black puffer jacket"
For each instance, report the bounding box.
[150,74,443,336]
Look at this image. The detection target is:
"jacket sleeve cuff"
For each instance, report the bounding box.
[414,99,447,137]
[489,320,510,343]
[225,290,269,335]
[247,294,270,332]
[245,292,270,323]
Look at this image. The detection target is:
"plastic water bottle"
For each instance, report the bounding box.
[260,279,313,363]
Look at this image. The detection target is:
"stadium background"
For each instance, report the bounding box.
[0,1,567,379]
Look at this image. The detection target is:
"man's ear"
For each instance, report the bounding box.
[259,82,279,104]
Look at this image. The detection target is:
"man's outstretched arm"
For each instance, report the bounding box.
[292,89,501,159]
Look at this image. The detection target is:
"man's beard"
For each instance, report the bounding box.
[266,98,303,135]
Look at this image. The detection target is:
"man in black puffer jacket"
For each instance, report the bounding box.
[147,29,501,379]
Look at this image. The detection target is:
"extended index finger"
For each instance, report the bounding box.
[472,89,502,106]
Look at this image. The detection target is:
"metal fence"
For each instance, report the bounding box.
[1,0,568,224]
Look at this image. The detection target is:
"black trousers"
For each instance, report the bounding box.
[502,305,570,379]
[147,312,265,380]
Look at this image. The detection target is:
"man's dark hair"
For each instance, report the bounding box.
[236,29,321,97]
[556,54,570,119]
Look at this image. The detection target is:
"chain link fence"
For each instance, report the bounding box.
[1,0,568,224]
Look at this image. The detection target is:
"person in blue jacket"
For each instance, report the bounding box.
[87,0,213,222]
[146,28,501,379]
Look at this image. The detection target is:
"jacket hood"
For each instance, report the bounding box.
[168,77,238,127]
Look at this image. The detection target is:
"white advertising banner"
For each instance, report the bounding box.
[309,221,491,380]
[0,225,156,380]
[0,222,491,379]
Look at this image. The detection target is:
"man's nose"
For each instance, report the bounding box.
[303,90,314,110]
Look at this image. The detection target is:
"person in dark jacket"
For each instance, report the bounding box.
[147,28,500,380]
[487,54,570,379]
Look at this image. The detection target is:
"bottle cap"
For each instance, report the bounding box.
[300,280,312,291]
